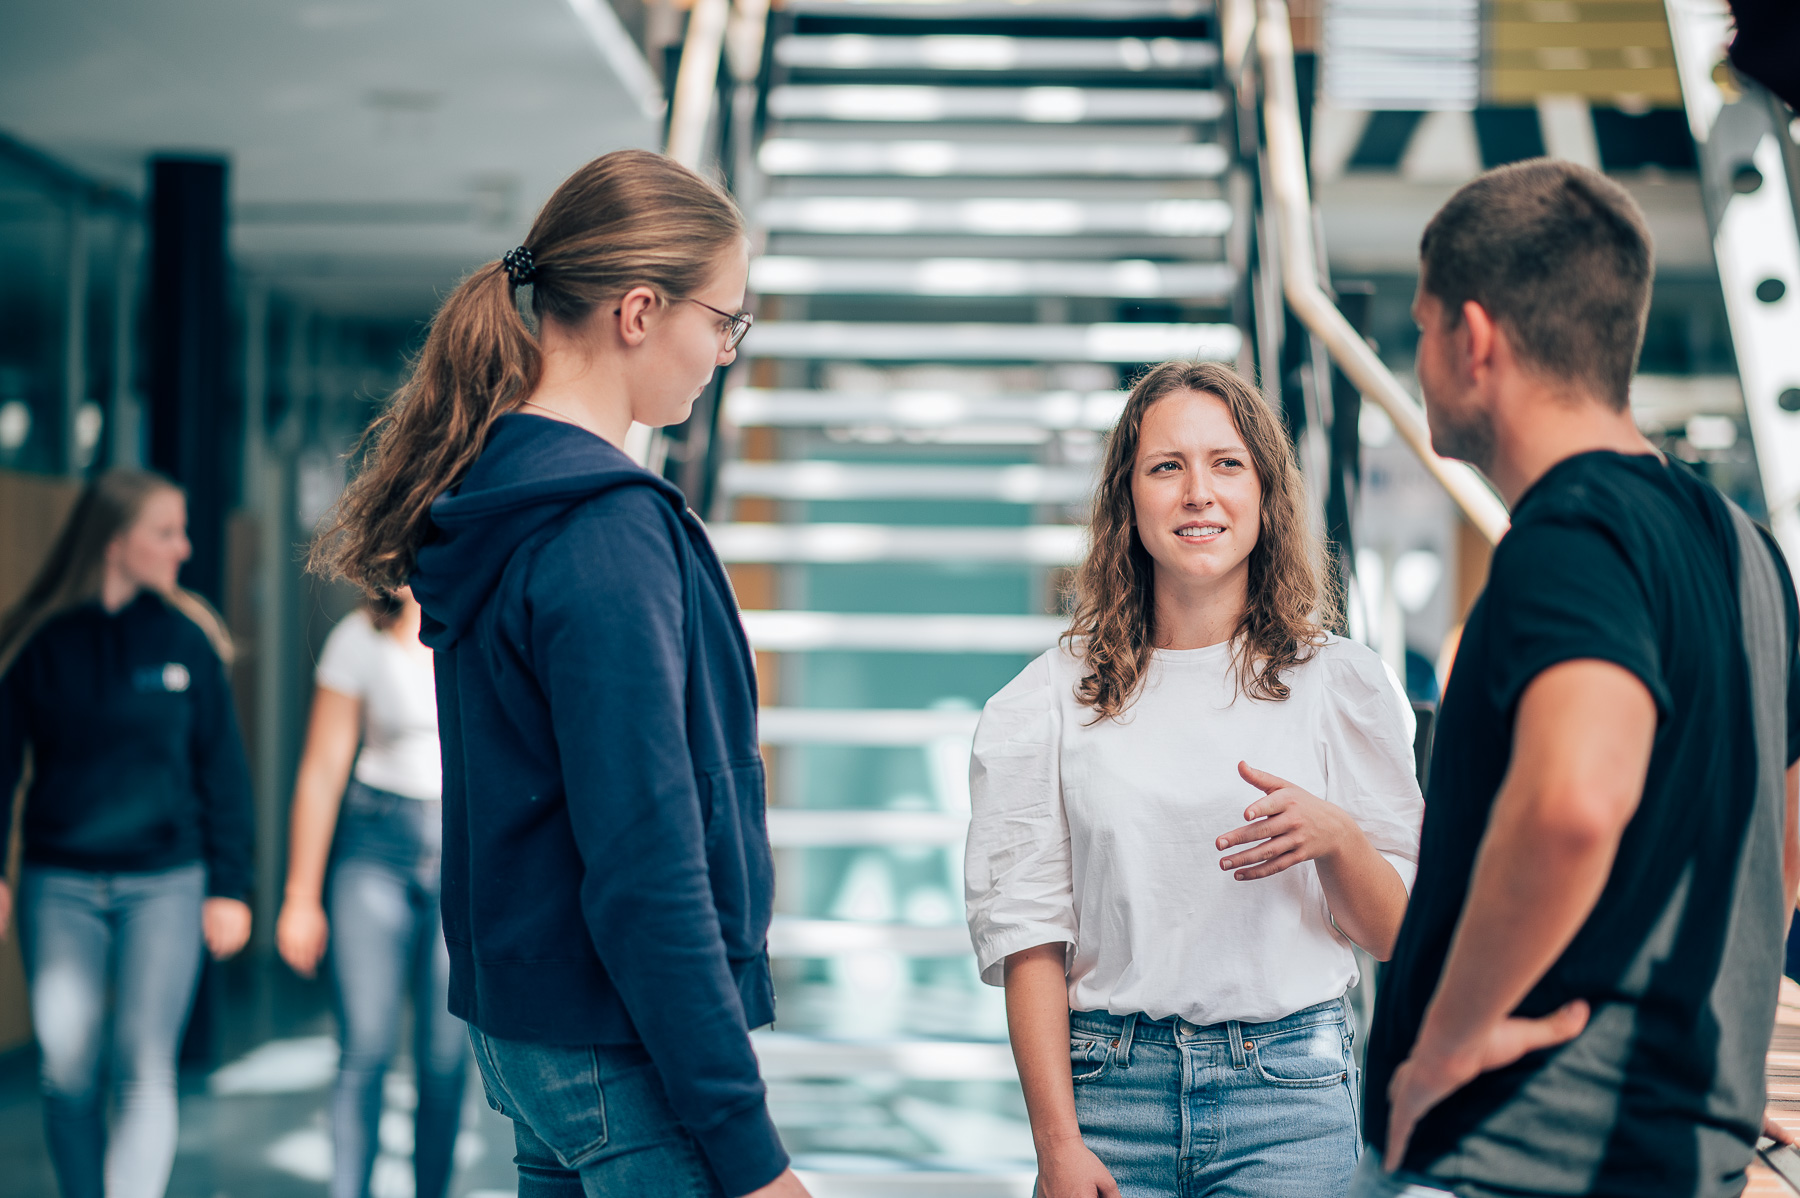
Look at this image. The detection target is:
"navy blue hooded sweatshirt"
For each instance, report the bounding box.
[409,413,784,1195]
[0,593,253,898]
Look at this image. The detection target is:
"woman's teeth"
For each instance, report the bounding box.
[1176,525,1224,538]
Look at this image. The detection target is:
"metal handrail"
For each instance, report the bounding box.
[667,0,734,169]
[625,0,738,469]
[1253,0,1511,545]
[0,130,139,213]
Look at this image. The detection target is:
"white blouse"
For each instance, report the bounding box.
[315,609,442,802]
[964,635,1424,1026]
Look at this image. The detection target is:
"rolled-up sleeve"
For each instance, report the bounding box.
[1318,650,1425,892]
[964,651,1076,986]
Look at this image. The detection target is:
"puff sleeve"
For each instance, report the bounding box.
[1317,646,1425,892]
[964,651,1076,986]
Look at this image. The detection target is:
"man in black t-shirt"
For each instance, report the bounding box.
[1353,160,1800,1198]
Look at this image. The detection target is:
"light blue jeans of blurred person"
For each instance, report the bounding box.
[1065,998,1361,1198]
[1346,1151,1457,1196]
[19,862,206,1198]
[327,781,468,1198]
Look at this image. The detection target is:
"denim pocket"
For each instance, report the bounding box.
[1248,1021,1351,1088]
[1070,1031,1116,1083]
[469,1031,512,1117]
[478,1036,610,1167]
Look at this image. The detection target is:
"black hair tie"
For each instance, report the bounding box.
[502,245,537,285]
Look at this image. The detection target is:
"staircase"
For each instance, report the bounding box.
[710,1,1249,1190]
[1662,0,1800,567]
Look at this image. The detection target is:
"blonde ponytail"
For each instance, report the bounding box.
[312,149,746,595]
[311,264,538,595]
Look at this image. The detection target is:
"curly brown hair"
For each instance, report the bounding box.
[1064,360,1336,719]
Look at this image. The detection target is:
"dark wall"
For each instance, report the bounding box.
[146,156,235,605]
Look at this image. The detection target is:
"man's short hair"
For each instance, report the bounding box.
[1420,159,1654,410]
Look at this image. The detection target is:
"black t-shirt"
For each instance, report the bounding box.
[1363,452,1800,1197]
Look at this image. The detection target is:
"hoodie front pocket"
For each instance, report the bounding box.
[701,759,773,953]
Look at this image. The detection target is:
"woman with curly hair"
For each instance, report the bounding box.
[964,361,1424,1197]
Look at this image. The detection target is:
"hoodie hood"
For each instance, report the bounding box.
[411,413,685,649]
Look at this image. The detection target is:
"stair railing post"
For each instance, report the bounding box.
[1254,0,1511,546]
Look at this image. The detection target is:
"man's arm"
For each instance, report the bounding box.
[1384,658,1656,1169]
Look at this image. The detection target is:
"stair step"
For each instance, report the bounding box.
[740,0,1241,1183]
[750,255,1233,299]
[759,137,1229,178]
[745,320,1241,362]
[741,611,1065,653]
[767,808,969,847]
[760,707,981,745]
[770,916,974,958]
[775,33,1218,75]
[727,388,1126,430]
[711,522,1083,564]
[768,84,1225,124]
[754,1031,1014,1081]
[721,461,1092,503]
[758,194,1231,238]
[783,0,1211,17]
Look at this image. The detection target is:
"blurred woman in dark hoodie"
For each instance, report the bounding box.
[0,468,254,1198]
[312,149,803,1198]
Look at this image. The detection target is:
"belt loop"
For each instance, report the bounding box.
[1227,1019,1247,1070]
[1117,1012,1139,1068]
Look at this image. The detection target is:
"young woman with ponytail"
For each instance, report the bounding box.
[0,468,253,1198]
[313,149,805,1198]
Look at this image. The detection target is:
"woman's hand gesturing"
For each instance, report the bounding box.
[1216,761,1358,880]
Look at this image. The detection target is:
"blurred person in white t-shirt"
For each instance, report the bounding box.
[276,587,465,1198]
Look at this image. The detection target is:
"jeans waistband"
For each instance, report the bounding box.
[334,779,442,875]
[344,777,440,812]
[1069,996,1348,1046]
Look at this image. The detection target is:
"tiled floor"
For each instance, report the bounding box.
[0,953,517,1198]
[11,957,1800,1197]
[1751,979,1800,1195]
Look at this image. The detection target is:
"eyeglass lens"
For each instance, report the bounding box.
[725,317,750,350]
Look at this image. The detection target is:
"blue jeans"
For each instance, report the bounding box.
[1346,1151,1457,1196]
[19,862,205,1198]
[1067,998,1361,1198]
[327,781,468,1198]
[468,1028,725,1198]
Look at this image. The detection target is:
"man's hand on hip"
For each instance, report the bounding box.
[1384,1000,1589,1171]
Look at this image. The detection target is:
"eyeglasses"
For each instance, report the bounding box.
[687,298,754,351]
